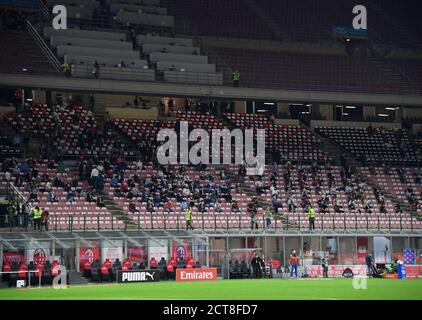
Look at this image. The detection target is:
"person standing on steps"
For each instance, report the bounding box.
[185,206,194,230]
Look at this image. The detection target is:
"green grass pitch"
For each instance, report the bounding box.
[0,278,421,300]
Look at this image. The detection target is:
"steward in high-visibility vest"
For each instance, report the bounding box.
[308,206,315,231]
[32,206,42,231]
[233,71,240,87]
[185,208,194,230]
[63,63,71,77]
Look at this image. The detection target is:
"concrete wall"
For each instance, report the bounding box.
[157,61,215,73]
[277,102,290,117]
[106,106,158,119]
[50,36,132,50]
[0,106,15,115]
[311,120,402,129]
[234,101,246,113]
[116,11,174,27]
[141,44,199,55]
[72,65,155,82]
[58,45,139,59]
[164,71,222,85]
[110,3,167,15]
[403,107,422,118]
[273,118,300,125]
[150,52,208,64]
[43,27,126,42]
[3,73,422,107]
[319,104,334,121]
[138,35,193,47]
[47,0,99,6]
[65,54,147,69]
[200,36,346,56]
[109,0,160,5]
[363,106,376,119]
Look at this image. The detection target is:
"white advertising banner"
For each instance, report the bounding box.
[101,240,124,262]
[148,239,168,261]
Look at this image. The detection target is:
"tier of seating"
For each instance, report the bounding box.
[258,0,421,47]
[6,104,134,158]
[316,126,417,164]
[256,164,421,230]
[166,0,422,47]
[165,0,276,40]
[0,29,57,75]
[212,47,399,93]
[0,159,123,231]
[361,166,421,216]
[223,113,330,162]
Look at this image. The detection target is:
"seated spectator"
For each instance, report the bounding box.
[28,191,38,203]
[67,188,75,203]
[47,190,57,203]
[129,201,138,213]
[365,200,373,214]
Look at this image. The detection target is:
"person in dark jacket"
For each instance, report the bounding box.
[251,252,262,279]
[365,254,373,277]
[322,257,329,278]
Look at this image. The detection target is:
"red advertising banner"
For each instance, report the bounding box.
[356,237,368,264]
[127,246,146,263]
[171,240,191,260]
[3,251,25,264]
[176,268,218,282]
[79,247,100,270]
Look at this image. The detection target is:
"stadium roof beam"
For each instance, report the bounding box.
[45,232,70,249]
[21,233,45,249]
[72,233,95,248]
[0,236,17,250]
[184,231,208,246]
[117,231,143,247]
[95,232,118,247]
[139,230,165,247]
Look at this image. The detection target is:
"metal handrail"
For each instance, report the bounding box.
[26,19,62,72]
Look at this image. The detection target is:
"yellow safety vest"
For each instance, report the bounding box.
[233,72,240,81]
[308,208,315,218]
[33,209,41,219]
[185,210,192,221]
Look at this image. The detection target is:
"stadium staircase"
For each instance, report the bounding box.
[194,37,233,86]
[218,117,298,230]
[244,0,290,42]
[99,193,137,231]
[311,125,420,220]
[366,53,416,95]
[0,29,58,75]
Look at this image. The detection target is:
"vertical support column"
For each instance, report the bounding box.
[75,239,80,272]
[363,106,376,121]
[337,236,341,265]
[277,102,290,118]
[205,237,209,268]
[0,242,3,271]
[319,104,334,121]
[51,240,56,262]
[234,100,246,114]
[124,240,128,261]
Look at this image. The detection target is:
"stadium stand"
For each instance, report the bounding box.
[315,126,417,164]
